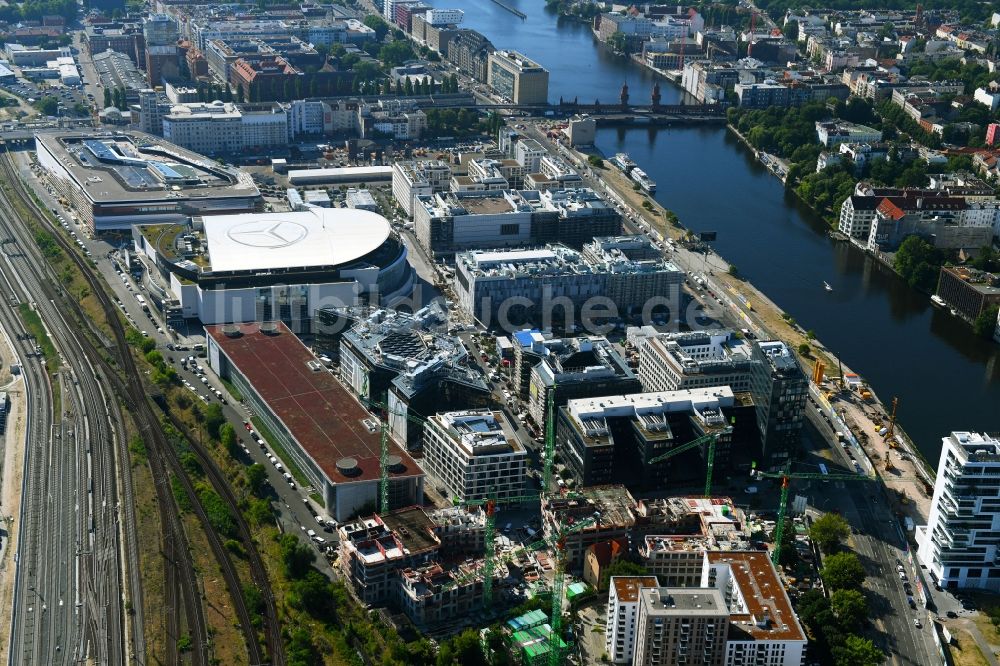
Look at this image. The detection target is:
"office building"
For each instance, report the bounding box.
[315,305,490,449]
[85,23,146,67]
[633,587,729,666]
[453,242,683,329]
[918,432,1000,591]
[413,188,621,256]
[488,50,549,104]
[749,341,806,464]
[606,576,660,664]
[935,266,1000,322]
[815,120,883,147]
[206,322,424,521]
[160,101,289,156]
[556,387,757,488]
[422,409,528,504]
[523,333,640,426]
[392,159,452,216]
[143,14,179,85]
[637,329,755,393]
[424,8,464,25]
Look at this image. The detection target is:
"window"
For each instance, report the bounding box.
[500,223,520,236]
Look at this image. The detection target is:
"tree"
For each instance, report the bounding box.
[588,154,604,168]
[973,304,999,338]
[797,342,811,356]
[220,422,237,454]
[809,513,850,553]
[832,635,884,666]
[279,534,315,579]
[437,629,489,666]
[893,235,944,292]
[782,19,798,40]
[599,559,648,590]
[821,552,866,591]
[830,589,868,630]
[245,463,268,496]
[362,14,390,41]
[404,77,414,96]
[288,569,335,616]
[202,403,225,440]
[35,96,58,116]
[103,88,112,109]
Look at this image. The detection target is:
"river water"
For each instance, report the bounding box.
[435,0,1000,461]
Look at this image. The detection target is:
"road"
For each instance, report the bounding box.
[1,159,137,662]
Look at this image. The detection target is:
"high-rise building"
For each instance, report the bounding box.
[749,341,806,464]
[143,14,179,86]
[422,409,528,504]
[917,432,1000,591]
[487,50,549,105]
[633,587,729,666]
[605,576,660,664]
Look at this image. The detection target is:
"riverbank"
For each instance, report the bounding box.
[553,129,937,521]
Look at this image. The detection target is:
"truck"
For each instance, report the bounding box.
[134,294,149,312]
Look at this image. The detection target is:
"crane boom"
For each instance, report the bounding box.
[647,431,726,497]
[543,385,556,492]
[754,462,874,564]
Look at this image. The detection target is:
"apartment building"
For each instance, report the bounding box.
[918,432,1000,591]
[397,562,484,629]
[633,587,729,666]
[606,576,660,664]
[936,267,1000,322]
[160,101,288,155]
[422,409,528,504]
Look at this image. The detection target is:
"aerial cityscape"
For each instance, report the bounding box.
[0,0,996,664]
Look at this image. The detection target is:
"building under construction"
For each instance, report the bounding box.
[540,486,638,570]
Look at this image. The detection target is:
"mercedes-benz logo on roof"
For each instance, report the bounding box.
[227,220,308,249]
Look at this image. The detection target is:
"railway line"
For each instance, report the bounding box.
[0,148,284,665]
[0,183,126,661]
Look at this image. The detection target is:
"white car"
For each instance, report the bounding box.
[913,618,921,628]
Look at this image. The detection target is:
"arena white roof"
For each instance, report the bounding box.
[202,208,391,273]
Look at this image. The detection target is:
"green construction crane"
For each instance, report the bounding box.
[361,393,428,515]
[647,430,729,498]
[542,385,557,492]
[547,513,598,666]
[454,491,548,608]
[751,461,874,565]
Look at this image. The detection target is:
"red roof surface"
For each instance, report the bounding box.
[206,322,420,485]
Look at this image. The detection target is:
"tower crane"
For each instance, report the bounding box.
[444,511,599,665]
[751,461,874,565]
[647,429,730,498]
[361,395,429,515]
[542,385,557,493]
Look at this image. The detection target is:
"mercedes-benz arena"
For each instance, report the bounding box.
[134,207,414,326]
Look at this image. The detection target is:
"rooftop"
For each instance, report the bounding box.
[611,575,659,603]
[707,551,806,643]
[205,321,419,485]
[641,586,727,616]
[432,410,525,457]
[35,132,258,204]
[542,484,637,530]
[199,207,391,274]
[942,266,1000,296]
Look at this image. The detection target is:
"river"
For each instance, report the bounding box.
[433,0,1000,461]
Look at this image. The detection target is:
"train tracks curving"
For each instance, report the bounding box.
[0,148,284,666]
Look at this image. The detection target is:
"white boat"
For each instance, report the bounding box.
[950,308,959,316]
[612,153,637,173]
[930,295,946,307]
[630,167,657,194]
[823,281,833,292]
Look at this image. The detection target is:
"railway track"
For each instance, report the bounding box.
[1,148,284,666]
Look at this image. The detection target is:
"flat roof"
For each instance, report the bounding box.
[202,208,391,273]
[287,166,394,184]
[612,576,659,603]
[707,551,806,643]
[205,321,419,485]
